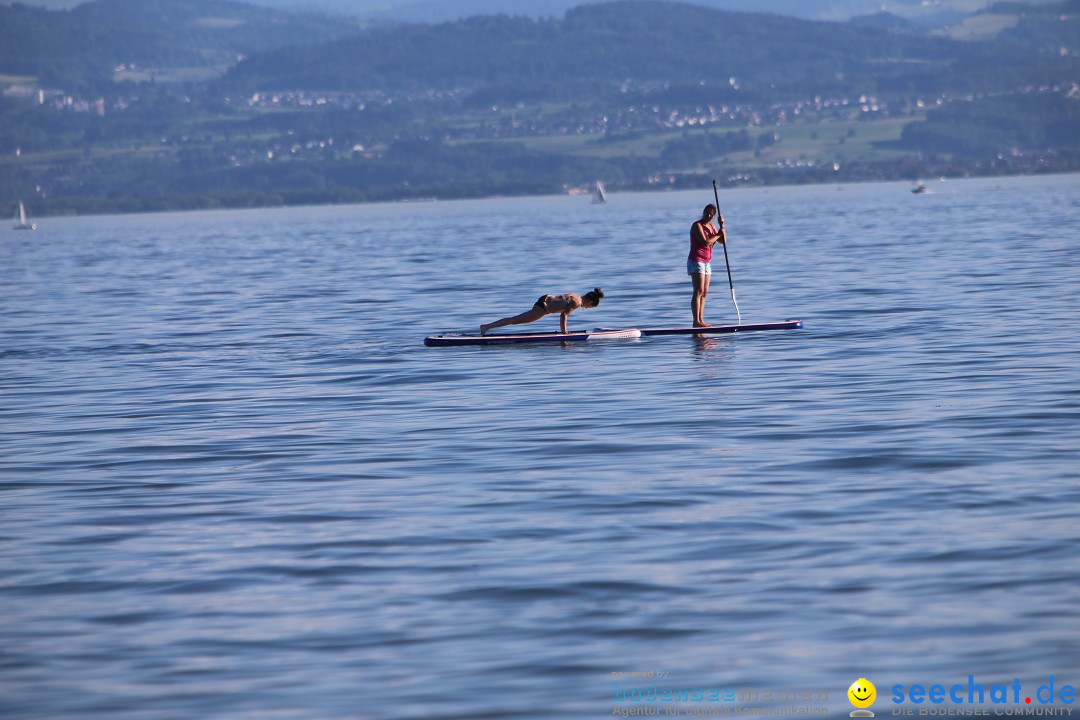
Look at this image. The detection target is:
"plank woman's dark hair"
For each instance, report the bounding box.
[583,288,604,306]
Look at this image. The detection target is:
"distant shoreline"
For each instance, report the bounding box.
[16,164,1079,220]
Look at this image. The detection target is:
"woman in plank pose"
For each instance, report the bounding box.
[688,203,726,327]
[481,288,604,336]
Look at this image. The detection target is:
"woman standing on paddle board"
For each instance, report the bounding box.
[688,204,725,327]
[480,288,604,335]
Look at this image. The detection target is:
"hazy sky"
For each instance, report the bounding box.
[2,0,1052,23]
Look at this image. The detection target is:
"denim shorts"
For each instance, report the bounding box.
[687,260,711,276]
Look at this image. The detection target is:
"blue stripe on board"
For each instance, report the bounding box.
[638,320,803,336]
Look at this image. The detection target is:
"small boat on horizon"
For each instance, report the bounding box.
[13,202,36,230]
[592,180,607,204]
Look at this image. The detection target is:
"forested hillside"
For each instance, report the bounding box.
[1,0,1077,216]
[0,0,355,90]
[221,2,992,97]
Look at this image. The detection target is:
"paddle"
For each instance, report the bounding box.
[712,180,741,325]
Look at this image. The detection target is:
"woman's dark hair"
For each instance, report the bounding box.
[702,204,717,218]
[583,287,604,306]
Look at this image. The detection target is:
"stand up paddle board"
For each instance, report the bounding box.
[424,328,642,347]
[639,320,803,336]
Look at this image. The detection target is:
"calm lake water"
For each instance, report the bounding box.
[2,175,1079,719]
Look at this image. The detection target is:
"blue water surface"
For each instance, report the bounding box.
[1,175,1078,719]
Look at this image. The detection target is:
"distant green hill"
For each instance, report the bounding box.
[224,2,946,92]
[220,0,1075,100]
[0,0,356,90]
[4,0,1075,99]
[902,92,1080,156]
[1,0,1076,216]
[993,0,1080,51]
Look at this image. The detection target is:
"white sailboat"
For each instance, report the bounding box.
[13,202,36,230]
[592,180,607,204]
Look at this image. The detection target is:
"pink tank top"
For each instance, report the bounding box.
[689,221,716,263]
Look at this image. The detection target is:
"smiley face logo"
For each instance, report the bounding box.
[848,678,877,709]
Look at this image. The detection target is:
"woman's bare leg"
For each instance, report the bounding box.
[698,273,711,326]
[691,273,711,327]
[481,306,547,335]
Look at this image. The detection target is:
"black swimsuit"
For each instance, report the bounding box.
[533,294,551,311]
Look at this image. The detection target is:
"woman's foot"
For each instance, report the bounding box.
[480,323,490,336]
